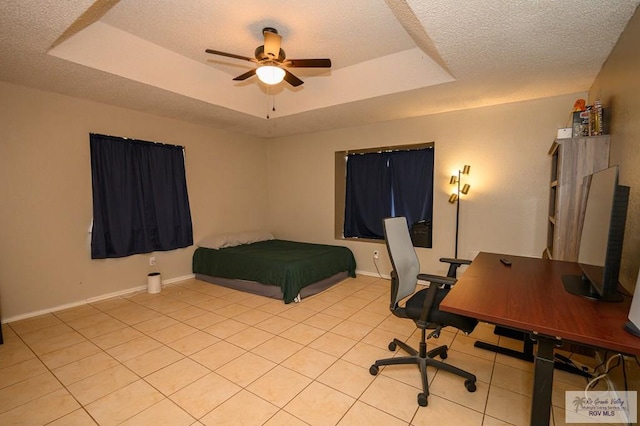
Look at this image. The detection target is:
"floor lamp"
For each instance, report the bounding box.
[449,165,471,258]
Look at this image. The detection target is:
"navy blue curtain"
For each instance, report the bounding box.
[90,134,193,259]
[389,149,434,227]
[344,152,392,238]
[344,148,433,239]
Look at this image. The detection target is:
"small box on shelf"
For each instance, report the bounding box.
[572,110,590,137]
[557,128,572,139]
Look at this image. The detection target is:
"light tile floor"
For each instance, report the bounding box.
[0,275,606,425]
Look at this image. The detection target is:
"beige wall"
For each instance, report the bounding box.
[0,81,267,319]
[266,93,584,277]
[590,5,640,293]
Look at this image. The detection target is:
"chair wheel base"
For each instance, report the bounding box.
[465,379,477,392]
[417,393,428,407]
[388,341,397,351]
[369,365,379,376]
[440,350,447,360]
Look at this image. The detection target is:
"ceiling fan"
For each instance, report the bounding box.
[205,27,331,87]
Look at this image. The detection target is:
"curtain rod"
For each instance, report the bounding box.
[345,143,433,156]
[90,133,185,150]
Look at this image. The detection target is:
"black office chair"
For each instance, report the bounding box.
[369,216,478,407]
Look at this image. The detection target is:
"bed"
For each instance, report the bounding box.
[192,234,357,303]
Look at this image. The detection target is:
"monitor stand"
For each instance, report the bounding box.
[624,321,640,338]
[561,275,623,302]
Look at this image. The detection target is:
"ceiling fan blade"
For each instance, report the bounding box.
[233,69,257,81]
[205,49,255,62]
[285,58,332,68]
[283,69,304,87]
[263,30,282,59]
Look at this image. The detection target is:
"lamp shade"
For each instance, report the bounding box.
[256,65,285,85]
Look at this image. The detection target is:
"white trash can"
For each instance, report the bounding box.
[147,272,161,294]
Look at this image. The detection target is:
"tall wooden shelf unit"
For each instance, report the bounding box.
[545,135,610,261]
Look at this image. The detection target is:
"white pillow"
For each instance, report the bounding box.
[197,234,229,250]
[197,230,274,249]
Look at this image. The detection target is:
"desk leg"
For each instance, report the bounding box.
[531,334,559,426]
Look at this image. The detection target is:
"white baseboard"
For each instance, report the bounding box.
[355,269,433,286]
[163,274,195,285]
[356,269,390,279]
[2,274,195,324]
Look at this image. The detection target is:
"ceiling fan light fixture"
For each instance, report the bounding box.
[256,64,285,85]
[206,27,331,87]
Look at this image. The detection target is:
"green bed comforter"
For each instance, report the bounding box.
[192,239,357,303]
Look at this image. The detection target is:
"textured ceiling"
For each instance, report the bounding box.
[1,0,638,138]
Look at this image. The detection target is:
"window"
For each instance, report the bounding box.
[90,133,193,259]
[336,143,434,242]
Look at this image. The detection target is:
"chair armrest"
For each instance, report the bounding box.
[417,273,456,287]
[439,257,472,278]
[439,257,472,266]
[416,273,455,326]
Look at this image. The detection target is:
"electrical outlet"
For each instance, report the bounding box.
[149,256,156,266]
[373,250,379,259]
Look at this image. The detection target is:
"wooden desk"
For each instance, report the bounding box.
[440,252,640,426]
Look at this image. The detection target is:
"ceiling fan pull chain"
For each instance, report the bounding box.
[266,85,270,119]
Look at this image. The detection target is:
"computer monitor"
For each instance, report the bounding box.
[562,166,629,302]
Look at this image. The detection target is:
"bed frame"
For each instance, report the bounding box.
[195,271,350,302]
